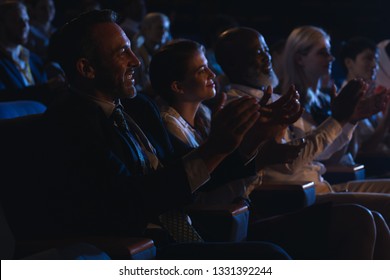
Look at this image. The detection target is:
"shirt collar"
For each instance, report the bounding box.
[69,86,120,117]
[86,93,117,118]
[0,45,29,64]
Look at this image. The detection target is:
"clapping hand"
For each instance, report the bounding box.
[258,85,303,125]
[331,79,366,124]
[331,79,390,124]
[349,85,390,124]
[239,86,304,158]
[207,93,260,154]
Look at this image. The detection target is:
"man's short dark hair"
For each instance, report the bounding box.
[49,9,118,82]
[339,37,377,73]
[149,39,204,105]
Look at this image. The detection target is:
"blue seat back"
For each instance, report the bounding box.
[0,101,46,119]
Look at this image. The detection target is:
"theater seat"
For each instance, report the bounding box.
[187,200,249,242]
[323,164,365,185]
[249,181,316,219]
[15,237,156,260]
[0,100,46,119]
[1,202,156,260]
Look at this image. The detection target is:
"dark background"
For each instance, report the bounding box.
[53,0,388,44]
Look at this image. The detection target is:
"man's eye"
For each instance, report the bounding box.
[319,49,331,56]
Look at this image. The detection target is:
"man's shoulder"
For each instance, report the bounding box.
[45,90,101,121]
[122,94,160,117]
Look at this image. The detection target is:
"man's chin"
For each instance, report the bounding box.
[260,71,279,88]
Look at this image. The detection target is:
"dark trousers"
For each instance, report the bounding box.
[247,203,332,259]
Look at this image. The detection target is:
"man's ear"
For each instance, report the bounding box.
[171,81,185,94]
[76,58,95,79]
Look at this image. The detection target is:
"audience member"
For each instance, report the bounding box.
[0,1,64,104]
[275,26,390,191]
[20,8,299,260]
[201,14,239,112]
[215,27,390,229]
[25,0,56,61]
[377,39,390,88]
[117,0,147,45]
[340,37,378,86]
[339,37,390,160]
[133,12,171,97]
[151,39,303,203]
[149,38,390,259]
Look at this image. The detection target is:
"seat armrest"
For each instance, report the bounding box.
[249,181,316,219]
[87,237,156,260]
[323,164,365,184]
[15,237,156,260]
[355,154,390,177]
[186,201,249,242]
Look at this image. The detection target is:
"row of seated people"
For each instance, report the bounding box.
[266,26,390,191]
[127,11,390,183]
[1,9,390,260]
[3,0,389,183]
[257,29,390,180]
[0,1,66,105]
[147,28,390,256]
[335,36,390,178]
[0,1,168,108]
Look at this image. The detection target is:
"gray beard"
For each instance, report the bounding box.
[260,70,279,89]
[244,69,279,89]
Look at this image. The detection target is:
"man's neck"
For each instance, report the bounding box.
[31,20,52,34]
[86,91,116,117]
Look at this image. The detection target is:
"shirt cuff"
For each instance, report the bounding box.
[320,117,344,136]
[182,150,211,193]
[342,121,357,140]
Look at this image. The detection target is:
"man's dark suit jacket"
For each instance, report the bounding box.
[0,49,56,104]
[0,90,255,240]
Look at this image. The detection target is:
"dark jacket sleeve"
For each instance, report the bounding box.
[0,51,61,105]
[31,93,195,238]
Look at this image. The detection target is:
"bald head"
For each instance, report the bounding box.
[215,27,278,88]
[141,12,170,48]
[215,27,260,79]
[142,12,168,28]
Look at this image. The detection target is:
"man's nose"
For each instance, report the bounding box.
[207,67,216,79]
[127,49,141,68]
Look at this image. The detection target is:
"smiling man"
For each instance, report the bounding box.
[12,9,299,260]
[43,8,263,237]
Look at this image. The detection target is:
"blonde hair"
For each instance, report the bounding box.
[281,26,330,105]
